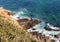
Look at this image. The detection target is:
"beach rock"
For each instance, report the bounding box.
[54,34,60,38]
[17,18,41,29]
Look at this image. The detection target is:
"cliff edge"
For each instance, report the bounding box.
[0,7,37,42]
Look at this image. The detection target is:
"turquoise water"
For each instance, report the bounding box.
[0,0,60,27]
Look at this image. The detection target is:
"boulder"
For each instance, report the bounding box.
[54,34,60,38]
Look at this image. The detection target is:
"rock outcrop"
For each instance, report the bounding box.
[27,25,60,42]
[17,18,41,29]
[30,31,60,42]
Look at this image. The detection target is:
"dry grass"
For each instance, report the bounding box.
[0,14,37,42]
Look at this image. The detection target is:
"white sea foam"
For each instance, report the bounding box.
[27,22,60,42]
[11,8,31,20]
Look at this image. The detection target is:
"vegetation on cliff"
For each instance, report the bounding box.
[0,13,37,42]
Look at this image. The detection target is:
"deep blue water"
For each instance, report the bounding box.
[0,0,60,27]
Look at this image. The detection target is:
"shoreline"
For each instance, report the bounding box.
[1,7,60,42]
[27,23,60,42]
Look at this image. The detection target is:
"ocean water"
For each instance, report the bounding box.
[0,0,60,27]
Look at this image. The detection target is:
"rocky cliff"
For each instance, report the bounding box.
[0,7,37,42]
[0,7,59,42]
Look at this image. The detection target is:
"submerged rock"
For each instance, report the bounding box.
[44,23,60,31]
